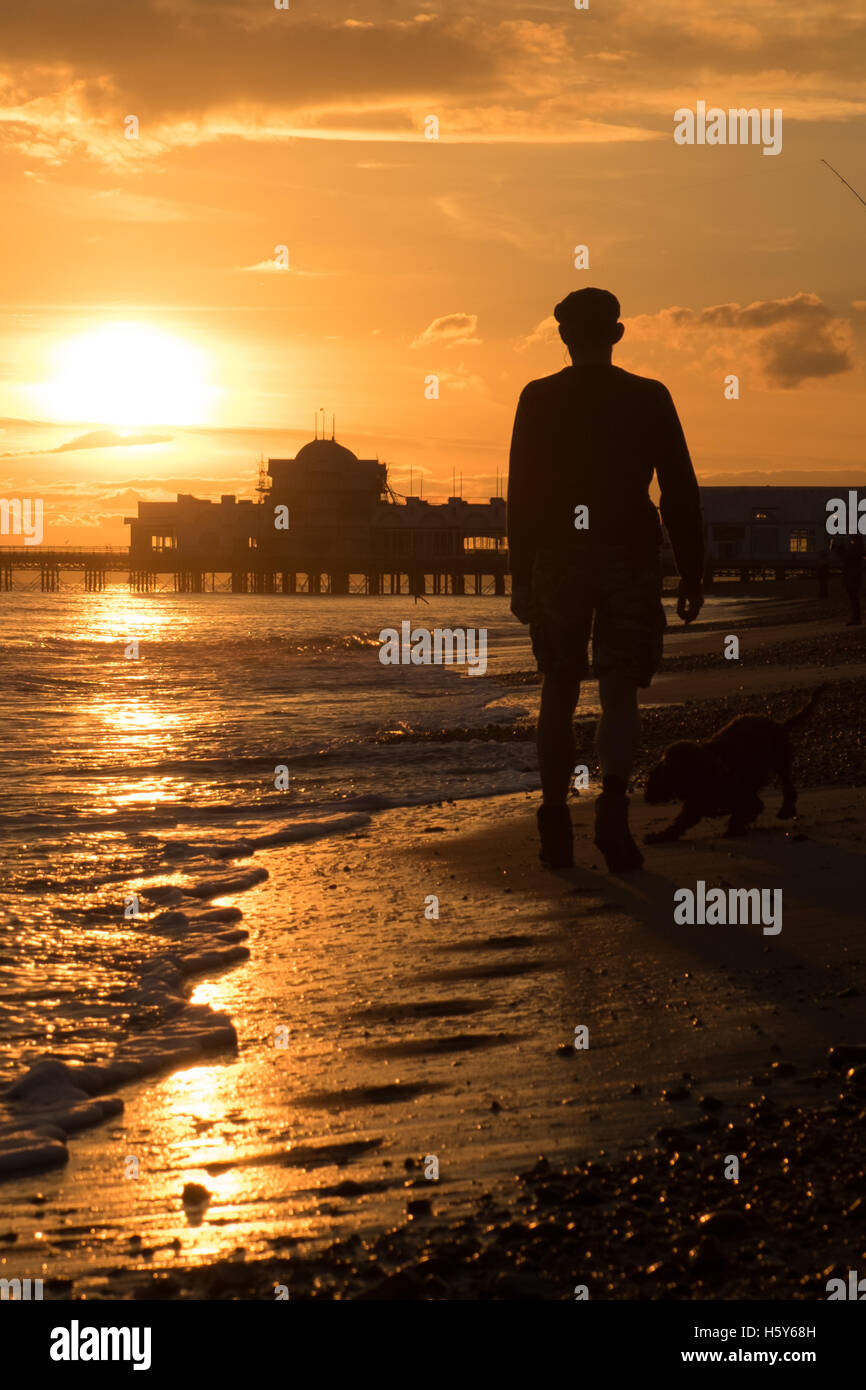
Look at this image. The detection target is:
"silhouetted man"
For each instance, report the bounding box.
[508,288,704,871]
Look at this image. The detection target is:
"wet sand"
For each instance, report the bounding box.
[1,778,863,1298]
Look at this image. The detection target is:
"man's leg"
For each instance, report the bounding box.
[590,547,665,872]
[538,670,581,806]
[535,670,581,868]
[528,548,591,868]
[595,671,640,786]
[591,670,644,872]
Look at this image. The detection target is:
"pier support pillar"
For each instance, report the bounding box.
[174,570,204,593]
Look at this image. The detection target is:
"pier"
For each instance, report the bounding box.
[0,545,509,595]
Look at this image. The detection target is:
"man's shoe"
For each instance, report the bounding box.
[594,792,644,872]
[537,804,574,868]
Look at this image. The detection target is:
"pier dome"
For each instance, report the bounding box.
[294,438,358,468]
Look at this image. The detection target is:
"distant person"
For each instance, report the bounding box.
[816,550,830,599]
[508,288,704,872]
[834,536,863,625]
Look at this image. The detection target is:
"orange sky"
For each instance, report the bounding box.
[0,0,864,543]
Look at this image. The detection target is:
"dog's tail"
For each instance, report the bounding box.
[781,683,825,734]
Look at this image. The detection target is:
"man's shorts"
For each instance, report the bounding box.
[529,543,666,687]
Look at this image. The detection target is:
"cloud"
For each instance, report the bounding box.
[52,429,171,453]
[0,428,172,457]
[699,467,866,487]
[434,366,487,394]
[0,9,496,163]
[626,292,854,388]
[6,2,860,164]
[239,255,324,276]
[411,313,481,349]
[515,316,559,352]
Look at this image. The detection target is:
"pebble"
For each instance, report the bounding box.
[181,1182,210,1207]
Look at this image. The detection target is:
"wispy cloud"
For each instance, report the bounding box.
[238,255,325,276]
[411,313,482,349]
[514,316,559,352]
[0,428,172,458]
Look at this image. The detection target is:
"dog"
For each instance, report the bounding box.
[643,685,824,843]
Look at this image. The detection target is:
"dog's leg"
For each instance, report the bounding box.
[645,802,703,844]
[776,756,797,819]
[724,792,763,837]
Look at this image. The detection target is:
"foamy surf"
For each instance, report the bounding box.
[0,810,372,1179]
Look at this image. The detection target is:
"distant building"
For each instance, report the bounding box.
[697,485,864,578]
[125,434,506,594]
[126,492,259,571]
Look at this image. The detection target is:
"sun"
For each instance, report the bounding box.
[40,322,216,427]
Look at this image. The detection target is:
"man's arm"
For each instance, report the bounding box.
[652,384,705,623]
[507,384,541,619]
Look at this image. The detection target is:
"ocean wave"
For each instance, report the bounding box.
[0,629,385,658]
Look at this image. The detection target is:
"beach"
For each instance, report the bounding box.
[1,585,864,1299]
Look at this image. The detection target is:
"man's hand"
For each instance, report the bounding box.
[510,582,532,624]
[676,578,703,625]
